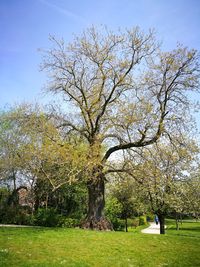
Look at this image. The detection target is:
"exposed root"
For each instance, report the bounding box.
[81,216,113,231]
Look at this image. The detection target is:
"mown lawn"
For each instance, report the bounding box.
[0,221,199,267]
[166,219,200,238]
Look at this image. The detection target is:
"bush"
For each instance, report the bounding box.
[0,205,34,225]
[14,212,35,225]
[132,218,139,228]
[61,218,80,228]
[112,218,125,231]
[111,218,140,231]
[105,197,123,222]
[139,216,147,225]
[34,208,61,227]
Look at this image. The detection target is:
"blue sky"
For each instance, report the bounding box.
[1,0,200,127]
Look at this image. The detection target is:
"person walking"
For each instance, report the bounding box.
[155,215,159,225]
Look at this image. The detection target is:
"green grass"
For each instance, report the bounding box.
[0,221,199,267]
[166,219,200,238]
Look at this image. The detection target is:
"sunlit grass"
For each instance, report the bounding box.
[166,219,200,238]
[0,221,199,267]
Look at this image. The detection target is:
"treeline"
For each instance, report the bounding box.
[0,106,199,233]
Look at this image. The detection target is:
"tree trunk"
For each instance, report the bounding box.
[45,194,48,210]
[158,213,165,234]
[81,173,113,230]
[175,212,179,230]
[13,170,16,191]
[125,217,128,232]
[180,213,183,225]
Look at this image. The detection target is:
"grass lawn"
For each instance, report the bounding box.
[0,221,199,267]
[166,219,200,238]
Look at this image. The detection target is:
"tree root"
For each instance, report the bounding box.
[81,216,113,231]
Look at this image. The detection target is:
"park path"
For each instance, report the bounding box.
[141,222,162,234]
[0,224,33,228]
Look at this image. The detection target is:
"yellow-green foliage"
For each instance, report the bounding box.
[139,216,147,225]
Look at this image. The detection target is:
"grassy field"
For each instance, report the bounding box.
[166,219,200,238]
[0,220,199,267]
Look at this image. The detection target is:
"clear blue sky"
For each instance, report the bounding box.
[1,0,200,127]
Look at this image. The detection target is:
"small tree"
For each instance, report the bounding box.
[135,141,198,234]
[183,173,200,220]
[108,174,145,232]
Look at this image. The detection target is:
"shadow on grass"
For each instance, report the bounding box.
[166,220,200,238]
[169,226,200,231]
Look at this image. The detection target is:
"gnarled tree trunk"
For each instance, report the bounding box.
[82,173,113,230]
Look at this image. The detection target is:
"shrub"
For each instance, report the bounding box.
[132,218,139,228]
[105,197,123,222]
[61,218,80,228]
[111,218,140,231]
[139,216,147,225]
[14,212,34,225]
[34,208,60,227]
[0,205,34,225]
[112,218,125,231]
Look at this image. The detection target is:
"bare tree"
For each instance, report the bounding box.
[41,26,200,230]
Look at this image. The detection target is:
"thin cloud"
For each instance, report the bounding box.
[38,0,88,24]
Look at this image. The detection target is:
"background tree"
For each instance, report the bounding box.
[0,109,24,190]
[41,26,200,230]
[0,105,88,223]
[134,140,198,234]
[33,177,87,218]
[183,172,200,220]
[107,173,146,232]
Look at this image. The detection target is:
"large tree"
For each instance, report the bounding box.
[41,26,200,230]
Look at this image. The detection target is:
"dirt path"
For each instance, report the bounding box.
[141,222,162,234]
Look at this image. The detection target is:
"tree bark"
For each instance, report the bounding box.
[125,217,128,232]
[158,213,165,234]
[81,173,113,230]
[180,213,183,225]
[13,170,16,191]
[175,212,179,230]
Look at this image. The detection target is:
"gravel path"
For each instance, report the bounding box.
[141,222,162,234]
[0,224,33,227]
